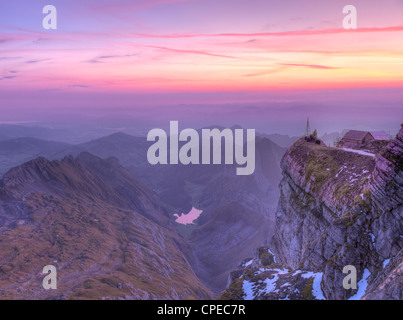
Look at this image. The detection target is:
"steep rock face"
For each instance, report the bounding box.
[224,125,402,300]
[271,125,403,299]
[368,127,403,261]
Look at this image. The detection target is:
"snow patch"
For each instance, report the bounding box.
[341,148,375,158]
[301,272,326,300]
[243,259,253,267]
[369,233,375,244]
[267,249,277,263]
[242,280,255,300]
[348,269,371,300]
[259,269,289,295]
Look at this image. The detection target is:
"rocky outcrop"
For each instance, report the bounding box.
[220,246,326,300]
[223,125,403,300]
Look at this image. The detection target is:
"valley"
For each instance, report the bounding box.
[0,126,285,298]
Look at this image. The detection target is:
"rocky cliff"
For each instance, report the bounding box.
[222,125,403,300]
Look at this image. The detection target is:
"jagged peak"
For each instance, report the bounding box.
[0,152,125,194]
[0,152,172,226]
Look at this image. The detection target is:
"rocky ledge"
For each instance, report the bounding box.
[223,125,403,300]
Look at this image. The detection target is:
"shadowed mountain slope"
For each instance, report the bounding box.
[0,153,212,300]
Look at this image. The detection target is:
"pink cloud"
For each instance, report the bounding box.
[277,63,339,69]
[131,25,403,39]
[145,45,237,59]
[243,67,287,77]
[94,0,196,13]
[243,63,339,77]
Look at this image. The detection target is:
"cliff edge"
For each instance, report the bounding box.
[222,125,402,300]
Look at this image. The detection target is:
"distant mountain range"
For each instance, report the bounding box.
[0,124,73,143]
[0,137,71,177]
[259,133,299,148]
[260,131,346,148]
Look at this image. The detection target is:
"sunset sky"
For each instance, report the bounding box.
[1,0,402,135]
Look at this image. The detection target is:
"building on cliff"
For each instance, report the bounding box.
[370,131,390,141]
[222,123,403,300]
[338,130,389,148]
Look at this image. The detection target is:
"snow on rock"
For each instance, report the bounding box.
[243,259,253,267]
[267,249,277,263]
[242,280,255,300]
[369,233,375,245]
[341,148,375,158]
[348,269,371,300]
[301,272,326,300]
[223,257,327,300]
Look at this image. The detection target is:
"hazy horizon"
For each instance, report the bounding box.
[0,115,399,146]
[1,0,403,137]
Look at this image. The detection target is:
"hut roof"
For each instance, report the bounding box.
[342,130,373,141]
[370,131,389,140]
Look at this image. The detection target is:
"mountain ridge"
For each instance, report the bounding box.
[0,152,212,299]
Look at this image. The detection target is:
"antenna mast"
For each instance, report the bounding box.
[305,117,311,137]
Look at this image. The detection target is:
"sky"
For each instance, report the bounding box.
[0,0,403,135]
